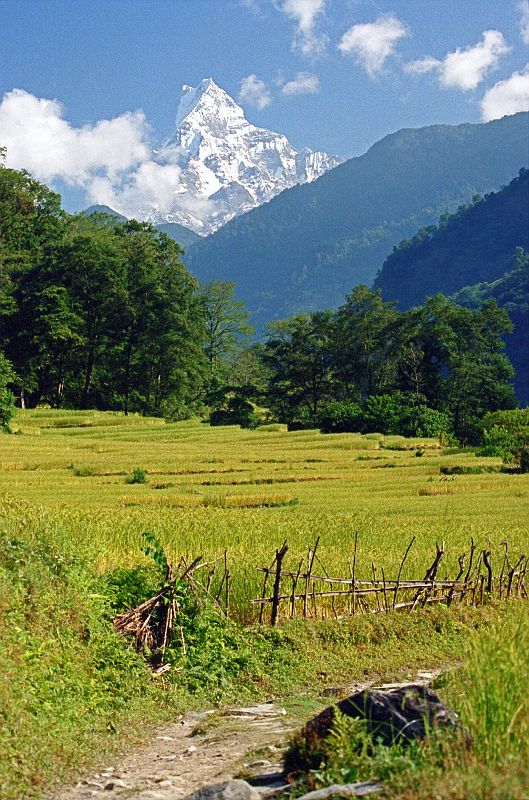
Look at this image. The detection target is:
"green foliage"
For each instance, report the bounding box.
[0,170,209,416]
[141,531,168,574]
[209,393,260,429]
[480,409,529,467]
[454,607,529,766]
[105,564,162,613]
[125,466,147,484]
[0,527,167,799]
[262,290,511,440]
[200,280,253,382]
[318,401,364,433]
[0,351,15,431]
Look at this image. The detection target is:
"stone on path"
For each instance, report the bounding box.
[184,779,261,800]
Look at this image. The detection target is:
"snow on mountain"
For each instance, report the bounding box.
[147,78,342,234]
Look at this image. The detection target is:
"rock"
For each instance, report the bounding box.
[223,704,286,718]
[184,779,260,800]
[296,782,383,799]
[284,684,457,774]
[103,778,129,790]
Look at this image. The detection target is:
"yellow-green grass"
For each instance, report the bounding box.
[2,409,528,799]
[2,409,528,619]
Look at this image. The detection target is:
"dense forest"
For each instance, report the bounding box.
[186,112,529,327]
[451,248,529,405]
[251,285,516,444]
[0,155,207,418]
[0,151,524,447]
[374,170,529,404]
[374,169,529,307]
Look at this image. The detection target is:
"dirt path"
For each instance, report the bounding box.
[53,670,442,800]
[54,702,294,800]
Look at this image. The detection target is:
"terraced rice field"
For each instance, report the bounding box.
[2,409,528,617]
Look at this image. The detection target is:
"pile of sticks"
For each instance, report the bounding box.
[252,537,528,626]
[113,552,230,663]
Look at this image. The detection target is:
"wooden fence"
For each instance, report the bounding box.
[252,536,528,625]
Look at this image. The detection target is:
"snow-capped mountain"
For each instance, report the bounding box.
[147,78,342,234]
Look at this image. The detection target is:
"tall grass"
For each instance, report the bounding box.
[455,605,529,764]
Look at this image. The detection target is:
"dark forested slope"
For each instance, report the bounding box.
[374,168,529,308]
[451,248,529,405]
[186,113,528,326]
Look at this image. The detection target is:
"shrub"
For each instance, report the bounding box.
[318,401,363,433]
[318,394,450,439]
[479,410,529,466]
[125,466,147,484]
[210,396,259,429]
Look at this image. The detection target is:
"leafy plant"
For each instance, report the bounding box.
[125,466,147,484]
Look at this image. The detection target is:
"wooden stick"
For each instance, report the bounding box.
[381,567,389,612]
[271,541,288,626]
[259,554,276,624]
[372,562,381,612]
[351,532,358,615]
[447,554,465,606]
[393,536,415,610]
[290,558,303,617]
[483,549,493,596]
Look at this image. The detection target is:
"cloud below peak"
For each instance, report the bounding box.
[338,13,409,77]
[406,30,511,91]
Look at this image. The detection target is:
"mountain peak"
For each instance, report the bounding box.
[174,78,237,128]
[149,78,342,234]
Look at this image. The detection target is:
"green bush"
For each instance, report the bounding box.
[479,410,529,466]
[125,466,147,484]
[319,394,450,438]
[210,396,259,429]
[318,401,363,433]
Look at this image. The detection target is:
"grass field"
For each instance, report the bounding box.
[1,409,528,799]
[3,408,528,617]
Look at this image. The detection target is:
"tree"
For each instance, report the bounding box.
[200,281,253,382]
[333,286,398,400]
[261,311,335,426]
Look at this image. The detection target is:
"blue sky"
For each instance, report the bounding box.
[1,0,528,213]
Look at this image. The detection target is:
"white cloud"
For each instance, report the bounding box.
[0,88,214,226]
[238,74,272,110]
[281,71,320,95]
[406,30,511,91]
[338,14,409,77]
[0,88,150,185]
[480,63,529,120]
[519,0,529,45]
[278,0,328,56]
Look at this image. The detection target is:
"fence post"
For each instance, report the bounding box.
[271,542,289,626]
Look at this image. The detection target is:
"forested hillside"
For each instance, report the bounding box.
[374,169,529,308]
[451,248,529,405]
[186,113,529,326]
